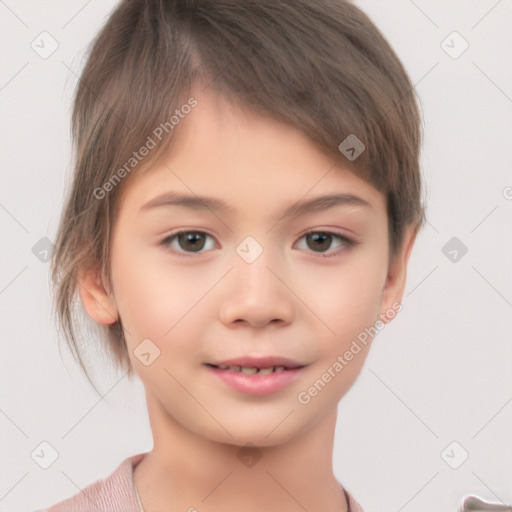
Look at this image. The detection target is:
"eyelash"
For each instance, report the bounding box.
[159,230,357,259]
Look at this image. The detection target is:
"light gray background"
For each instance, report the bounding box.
[1,1,511,511]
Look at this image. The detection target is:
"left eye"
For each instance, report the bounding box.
[294,231,355,258]
[160,230,355,258]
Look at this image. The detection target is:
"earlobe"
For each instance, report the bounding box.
[378,225,418,325]
[77,266,119,326]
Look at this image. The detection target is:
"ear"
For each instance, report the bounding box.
[378,224,418,324]
[77,266,119,325]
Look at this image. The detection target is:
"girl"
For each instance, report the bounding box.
[37,0,424,510]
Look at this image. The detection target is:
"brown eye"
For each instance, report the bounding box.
[161,231,216,255]
[305,232,333,252]
[177,232,206,252]
[295,231,355,258]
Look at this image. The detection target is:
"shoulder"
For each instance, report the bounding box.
[34,452,146,512]
[344,487,366,512]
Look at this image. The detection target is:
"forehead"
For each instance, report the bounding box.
[117,85,386,221]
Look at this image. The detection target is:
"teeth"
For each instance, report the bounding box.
[240,367,258,375]
[219,365,288,374]
[210,364,294,373]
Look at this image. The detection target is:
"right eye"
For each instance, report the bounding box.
[159,230,217,256]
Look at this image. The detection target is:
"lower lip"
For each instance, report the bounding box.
[206,365,305,396]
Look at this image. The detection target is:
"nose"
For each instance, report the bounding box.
[218,247,295,328]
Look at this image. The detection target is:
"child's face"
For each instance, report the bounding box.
[86,85,414,446]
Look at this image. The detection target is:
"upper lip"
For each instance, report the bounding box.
[207,356,306,369]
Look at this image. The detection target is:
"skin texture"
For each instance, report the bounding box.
[78,83,417,512]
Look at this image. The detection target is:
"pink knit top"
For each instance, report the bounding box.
[35,452,365,511]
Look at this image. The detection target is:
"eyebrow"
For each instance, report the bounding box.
[140,191,372,221]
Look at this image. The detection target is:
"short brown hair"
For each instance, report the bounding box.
[51,0,426,390]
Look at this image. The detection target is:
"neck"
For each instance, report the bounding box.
[133,390,348,512]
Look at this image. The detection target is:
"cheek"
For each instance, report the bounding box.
[300,260,385,406]
[110,242,174,341]
[110,245,215,357]
[301,252,387,337]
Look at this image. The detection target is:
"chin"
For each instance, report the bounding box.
[194,414,311,449]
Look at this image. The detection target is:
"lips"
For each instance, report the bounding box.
[205,357,307,396]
